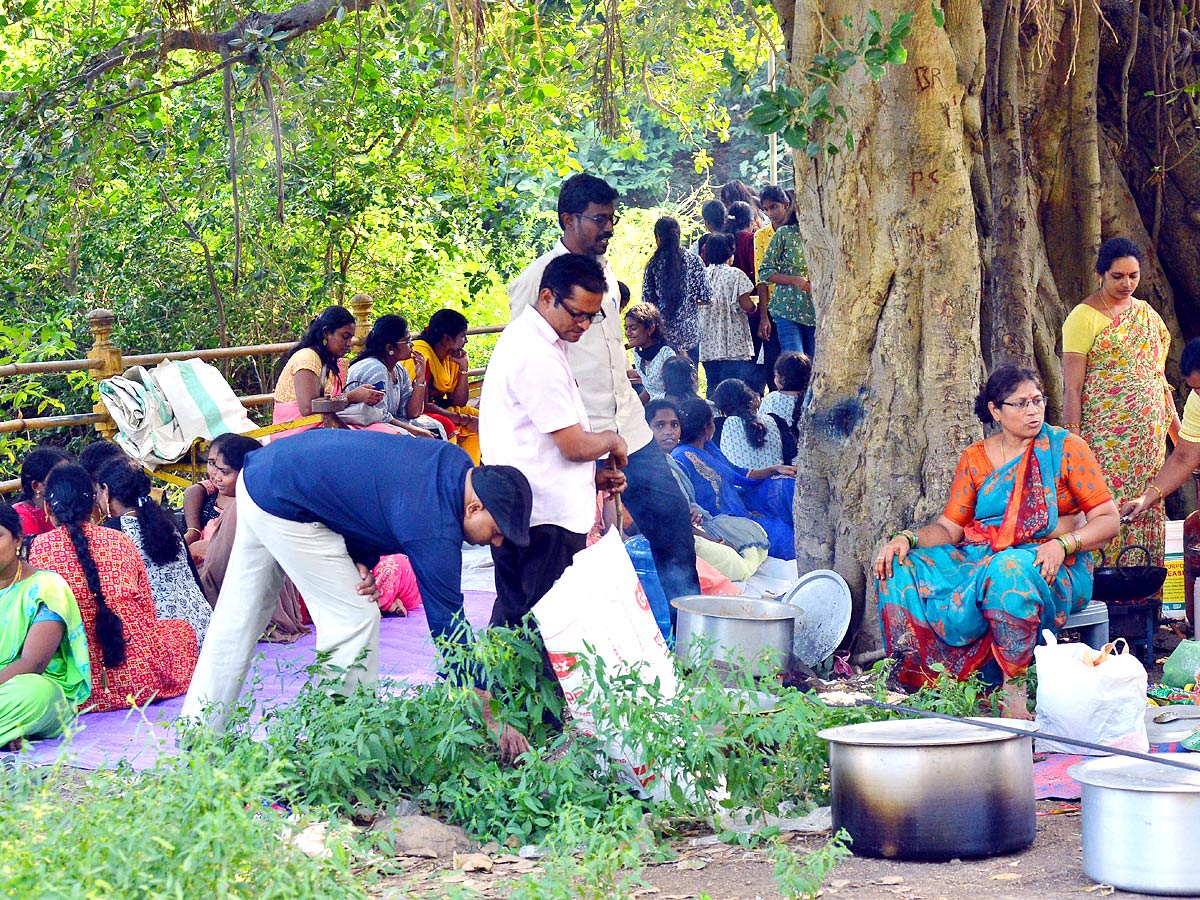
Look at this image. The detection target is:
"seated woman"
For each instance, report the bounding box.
[96,461,213,645]
[646,400,768,581]
[0,503,91,750]
[272,306,385,436]
[625,302,677,402]
[712,378,787,469]
[343,314,441,438]
[183,433,311,644]
[661,354,705,408]
[671,398,797,560]
[30,465,197,712]
[408,309,481,463]
[12,446,72,542]
[759,351,811,464]
[874,366,1120,717]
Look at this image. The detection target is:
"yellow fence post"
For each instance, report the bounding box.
[348,293,373,353]
[86,308,123,440]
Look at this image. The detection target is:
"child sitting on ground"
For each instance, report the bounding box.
[661,354,705,408]
[712,378,786,470]
[624,302,676,402]
[758,351,811,465]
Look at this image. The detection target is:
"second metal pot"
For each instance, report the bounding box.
[671,595,800,674]
[818,717,1037,860]
[1070,754,1200,895]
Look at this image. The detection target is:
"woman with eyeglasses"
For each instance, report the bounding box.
[409,309,482,464]
[1061,237,1179,569]
[343,314,442,439]
[874,366,1120,717]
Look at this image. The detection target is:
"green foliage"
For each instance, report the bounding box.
[903,661,994,717]
[247,627,621,845]
[505,800,649,900]
[748,10,914,157]
[0,747,365,899]
[770,830,853,900]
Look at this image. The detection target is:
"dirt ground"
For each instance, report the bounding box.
[372,798,1187,899]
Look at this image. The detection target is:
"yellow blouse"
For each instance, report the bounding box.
[274,348,342,403]
[1061,303,1113,355]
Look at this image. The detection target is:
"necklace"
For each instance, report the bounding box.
[0,560,22,593]
[1096,289,1128,320]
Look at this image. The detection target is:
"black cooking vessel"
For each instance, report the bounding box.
[1091,545,1167,603]
[818,718,1037,860]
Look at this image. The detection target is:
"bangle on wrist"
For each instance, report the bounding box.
[1063,422,1081,429]
[185,527,201,537]
[1056,536,1071,554]
[1147,483,1164,505]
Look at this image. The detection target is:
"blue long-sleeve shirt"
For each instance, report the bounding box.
[242,430,476,669]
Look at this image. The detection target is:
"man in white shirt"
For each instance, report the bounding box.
[483,253,628,627]
[508,174,700,614]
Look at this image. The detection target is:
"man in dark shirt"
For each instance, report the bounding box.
[179,430,534,760]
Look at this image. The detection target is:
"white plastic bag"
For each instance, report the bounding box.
[1033,630,1148,755]
[531,528,679,800]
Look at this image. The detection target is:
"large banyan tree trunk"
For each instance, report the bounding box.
[772,0,1198,655]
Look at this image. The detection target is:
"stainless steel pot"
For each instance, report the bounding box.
[1070,754,1200,895]
[818,717,1037,860]
[671,595,800,674]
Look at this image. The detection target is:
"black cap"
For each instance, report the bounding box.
[471,465,532,548]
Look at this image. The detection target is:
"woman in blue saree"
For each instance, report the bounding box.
[875,366,1120,717]
[671,398,797,559]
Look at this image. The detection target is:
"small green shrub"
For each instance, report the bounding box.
[0,746,365,900]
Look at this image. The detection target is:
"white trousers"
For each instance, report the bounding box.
[179,473,381,733]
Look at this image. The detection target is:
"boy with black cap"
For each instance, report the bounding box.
[180,430,534,760]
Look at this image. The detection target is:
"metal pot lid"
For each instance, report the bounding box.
[778,570,853,666]
[1069,753,1200,793]
[670,595,802,621]
[818,716,1039,747]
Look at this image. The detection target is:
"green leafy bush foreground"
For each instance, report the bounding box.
[0,750,366,900]
[0,629,989,899]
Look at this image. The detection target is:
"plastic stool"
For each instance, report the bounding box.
[1062,600,1110,648]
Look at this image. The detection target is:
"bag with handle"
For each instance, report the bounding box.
[1033,630,1148,755]
[531,528,684,801]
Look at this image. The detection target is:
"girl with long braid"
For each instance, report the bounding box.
[97,461,213,644]
[30,465,197,712]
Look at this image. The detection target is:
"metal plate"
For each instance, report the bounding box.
[1070,753,1200,792]
[779,569,853,665]
[819,716,1039,747]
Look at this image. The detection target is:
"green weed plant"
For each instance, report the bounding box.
[0,744,365,899]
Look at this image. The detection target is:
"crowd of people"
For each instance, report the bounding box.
[2,173,810,755]
[5,180,1193,754]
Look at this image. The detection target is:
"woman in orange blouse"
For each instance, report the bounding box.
[873,366,1120,717]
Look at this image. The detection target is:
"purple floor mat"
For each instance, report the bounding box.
[18,590,496,771]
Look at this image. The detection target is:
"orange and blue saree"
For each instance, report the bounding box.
[878,424,1111,688]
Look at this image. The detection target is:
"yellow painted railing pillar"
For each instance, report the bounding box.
[348,293,373,352]
[86,308,123,440]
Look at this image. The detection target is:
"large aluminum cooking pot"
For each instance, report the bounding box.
[671,595,800,674]
[1070,754,1200,895]
[818,717,1037,860]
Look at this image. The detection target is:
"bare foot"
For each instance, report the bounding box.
[997,682,1034,720]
